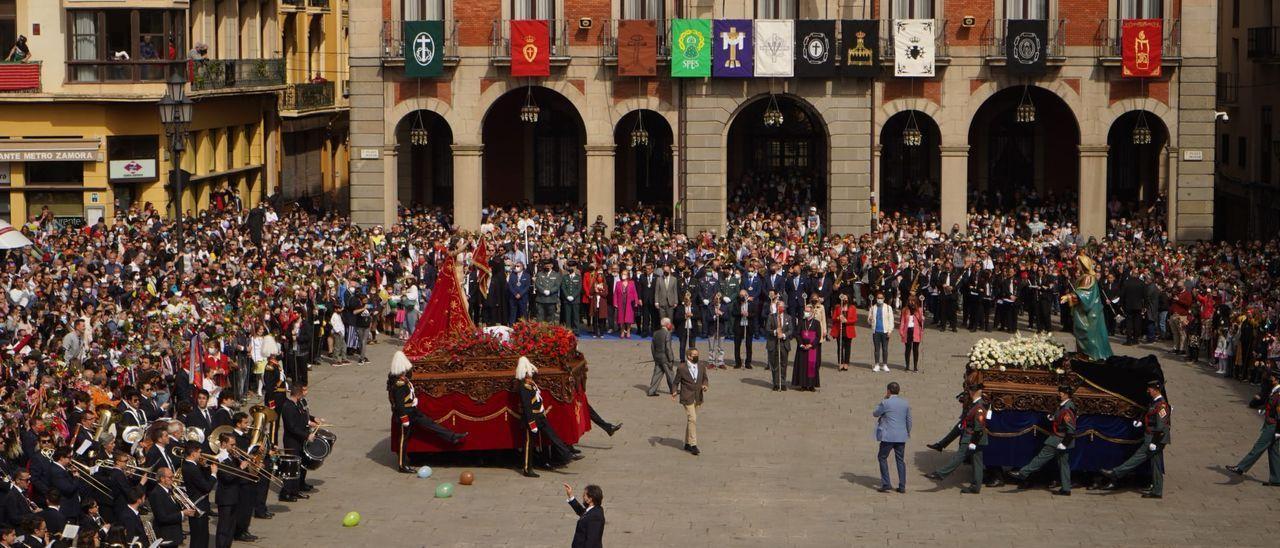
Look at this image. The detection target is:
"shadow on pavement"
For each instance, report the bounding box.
[839,472,887,491]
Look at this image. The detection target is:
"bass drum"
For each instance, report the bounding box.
[302,437,331,470]
[277,455,302,480]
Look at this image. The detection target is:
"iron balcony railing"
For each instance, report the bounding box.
[490,19,570,60]
[282,81,336,112]
[600,19,671,59]
[981,19,1068,60]
[190,58,285,91]
[1094,19,1181,59]
[879,19,949,61]
[1216,71,1237,105]
[381,20,460,61]
[1247,26,1280,61]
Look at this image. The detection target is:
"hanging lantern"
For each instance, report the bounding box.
[520,87,540,124]
[1132,112,1152,145]
[630,113,649,148]
[902,111,923,147]
[409,111,429,146]
[1015,85,1036,123]
[763,94,784,128]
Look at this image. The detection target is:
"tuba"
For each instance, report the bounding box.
[207,425,237,454]
[121,425,146,445]
[94,404,119,442]
[247,405,277,449]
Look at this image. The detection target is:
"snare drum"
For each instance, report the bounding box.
[302,436,331,462]
[276,455,302,480]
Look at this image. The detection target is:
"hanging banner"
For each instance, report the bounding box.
[712,20,753,78]
[671,19,712,77]
[618,20,657,76]
[839,19,879,77]
[510,20,550,77]
[893,19,935,77]
[1122,19,1162,78]
[753,19,794,77]
[795,20,836,77]
[1005,19,1047,76]
[404,20,445,78]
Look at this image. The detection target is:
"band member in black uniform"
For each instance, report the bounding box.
[181,443,214,548]
[938,284,959,332]
[278,385,313,502]
[211,392,237,430]
[116,488,148,545]
[101,452,140,524]
[184,391,214,444]
[144,429,177,473]
[227,414,258,543]
[116,389,147,442]
[1034,266,1058,333]
[214,432,249,548]
[959,265,979,330]
[387,353,468,473]
[46,448,81,524]
[515,357,578,477]
[148,467,191,546]
[977,270,994,332]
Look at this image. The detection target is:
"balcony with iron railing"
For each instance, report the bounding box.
[281,81,336,113]
[1094,19,1181,64]
[600,19,671,63]
[1216,71,1238,105]
[307,0,330,9]
[981,19,1068,63]
[190,58,286,93]
[489,20,571,63]
[879,19,950,63]
[1247,27,1280,62]
[380,20,461,66]
[0,61,42,93]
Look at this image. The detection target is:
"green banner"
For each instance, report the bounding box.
[404,20,444,78]
[671,19,711,77]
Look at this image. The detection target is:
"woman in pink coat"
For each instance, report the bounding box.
[613,270,639,338]
[898,298,925,372]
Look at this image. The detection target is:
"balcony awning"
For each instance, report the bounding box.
[0,138,103,162]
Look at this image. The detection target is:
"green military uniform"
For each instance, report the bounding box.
[719,275,741,309]
[533,270,563,322]
[1105,394,1171,496]
[932,396,988,492]
[561,272,583,329]
[1013,399,1077,493]
[1232,386,1280,483]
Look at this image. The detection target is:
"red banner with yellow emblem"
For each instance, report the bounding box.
[1121,19,1162,78]
[511,20,551,77]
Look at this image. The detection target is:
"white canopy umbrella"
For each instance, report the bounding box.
[0,221,32,250]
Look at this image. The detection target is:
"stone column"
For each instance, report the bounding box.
[939,145,969,232]
[670,144,680,230]
[585,144,616,232]
[453,143,484,231]
[1165,147,1179,242]
[1078,144,1109,241]
[381,145,398,227]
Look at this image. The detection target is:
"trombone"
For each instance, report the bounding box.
[226,445,284,489]
[192,452,259,482]
[69,460,111,497]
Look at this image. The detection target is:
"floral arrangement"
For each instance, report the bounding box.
[966,332,1066,372]
[432,321,578,364]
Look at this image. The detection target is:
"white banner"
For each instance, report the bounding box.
[108,159,157,181]
[753,19,794,77]
[893,19,935,77]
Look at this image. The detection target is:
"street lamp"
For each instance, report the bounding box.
[159,69,193,268]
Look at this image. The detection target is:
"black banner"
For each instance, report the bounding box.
[1005,19,1048,76]
[794,20,836,77]
[839,20,878,78]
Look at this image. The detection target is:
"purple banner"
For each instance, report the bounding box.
[712,19,753,77]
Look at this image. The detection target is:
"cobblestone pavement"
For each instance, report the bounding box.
[248,329,1280,547]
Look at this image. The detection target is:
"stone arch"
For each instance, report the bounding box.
[1102,97,1178,148]
[964,80,1083,138]
[874,98,943,143]
[722,93,831,219]
[385,96,460,147]
[477,79,597,140]
[609,95,677,133]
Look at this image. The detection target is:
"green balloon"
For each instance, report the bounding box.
[342,511,361,527]
[434,482,454,498]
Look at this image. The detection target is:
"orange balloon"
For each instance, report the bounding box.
[459,471,475,485]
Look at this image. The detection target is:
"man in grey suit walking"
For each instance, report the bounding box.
[765,301,794,391]
[873,382,912,493]
[654,265,679,325]
[647,318,676,397]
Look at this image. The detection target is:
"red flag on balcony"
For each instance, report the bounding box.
[1121,19,1162,78]
[511,20,551,77]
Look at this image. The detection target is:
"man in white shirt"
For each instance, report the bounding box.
[868,292,895,372]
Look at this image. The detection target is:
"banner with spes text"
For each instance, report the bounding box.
[511,19,550,77]
[1121,19,1162,78]
[893,19,935,77]
[671,19,712,78]
[753,19,794,78]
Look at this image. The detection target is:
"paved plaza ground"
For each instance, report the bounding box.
[251,329,1280,547]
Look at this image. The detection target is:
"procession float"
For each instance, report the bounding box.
[389,253,591,455]
[963,255,1165,471]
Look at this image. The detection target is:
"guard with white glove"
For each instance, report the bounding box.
[1007,385,1077,496]
[1101,380,1171,498]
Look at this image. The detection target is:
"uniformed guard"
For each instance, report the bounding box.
[388,352,468,473]
[516,356,578,478]
[1226,373,1280,485]
[926,392,969,452]
[925,383,989,493]
[1007,385,1077,495]
[1101,380,1170,498]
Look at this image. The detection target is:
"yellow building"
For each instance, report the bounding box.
[0,0,347,226]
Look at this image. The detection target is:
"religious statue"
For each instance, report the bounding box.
[1059,254,1113,361]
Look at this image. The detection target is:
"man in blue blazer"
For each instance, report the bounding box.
[563,483,604,548]
[507,262,532,324]
[873,382,912,493]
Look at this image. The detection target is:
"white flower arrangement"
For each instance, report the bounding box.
[966,332,1066,371]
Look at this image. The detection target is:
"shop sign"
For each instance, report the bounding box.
[109,159,157,180]
[0,150,100,162]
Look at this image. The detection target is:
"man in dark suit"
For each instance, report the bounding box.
[34,492,65,544]
[278,385,313,502]
[115,487,147,546]
[636,264,657,337]
[785,265,809,320]
[2,471,38,529]
[45,449,80,523]
[1120,273,1148,344]
[562,483,604,548]
[180,443,213,548]
[148,467,191,546]
[673,349,709,456]
[507,262,532,324]
[731,289,754,368]
[214,432,248,548]
[210,392,237,430]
